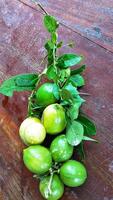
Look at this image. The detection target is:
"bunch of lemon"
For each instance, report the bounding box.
[19,82,87,200]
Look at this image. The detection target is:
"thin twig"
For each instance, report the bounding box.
[79,92,90,96]
[31,0,48,15]
[39,54,48,67]
[62,42,75,48]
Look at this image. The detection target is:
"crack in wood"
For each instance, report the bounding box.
[17,0,113,54]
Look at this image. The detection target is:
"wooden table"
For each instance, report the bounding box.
[0,0,113,199]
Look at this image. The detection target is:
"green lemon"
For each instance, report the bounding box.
[23,145,52,175]
[35,82,57,106]
[50,134,73,162]
[60,160,87,187]
[19,117,46,145]
[39,174,64,200]
[42,104,67,134]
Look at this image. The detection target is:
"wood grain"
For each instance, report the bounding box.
[19,0,113,53]
[0,0,113,199]
[40,0,113,53]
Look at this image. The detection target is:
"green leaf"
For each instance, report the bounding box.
[67,95,85,120]
[0,73,38,97]
[67,103,80,120]
[45,40,54,65]
[57,54,83,69]
[44,15,59,33]
[53,83,60,100]
[15,74,38,87]
[51,32,58,44]
[74,94,85,105]
[61,83,81,102]
[76,142,85,160]
[83,136,98,143]
[66,121,84,146]
[28,98,44,117]
[77,114,96,136]
[67,96,84,120]
[71,65,86,75]
[45,40,54,50]
[59,68,71,83]
[46,65,57,81]
[64,83,79,98]
[60,88,72,101]
[60,100,69,106]
[70,74,85,87]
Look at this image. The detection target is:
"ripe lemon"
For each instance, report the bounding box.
[19,117,46,145]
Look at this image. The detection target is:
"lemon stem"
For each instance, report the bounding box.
[31,0,49,15]
[48,172,53,195]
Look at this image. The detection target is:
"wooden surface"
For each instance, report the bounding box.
[22,0,113,52]
[0,0,113,199]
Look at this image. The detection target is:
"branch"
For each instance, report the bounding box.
[17,0,49,15]
[31,0,48,15]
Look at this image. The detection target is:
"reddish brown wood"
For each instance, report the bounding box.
[20,0,113,53]
[0,0,113,200]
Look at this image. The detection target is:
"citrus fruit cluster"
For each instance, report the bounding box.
[19,82,87,200]
[0,13,97,200]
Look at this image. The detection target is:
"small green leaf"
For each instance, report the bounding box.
[71,65,86,75]
[51,32,58,44]
[68,42,75,48]
[70,74,85,87]
[83,136,98,143]
[57,54,83,69]
[32,105,44,110]
[53,83,60,100]
[66,121,84,146]
[45,40,55,65]
[57,41,63,48]
[83,136,97,142]
[77,114,96,136]
[0,73,38,97]
[46,65,57,80]
[45,40,54,50]
[44,15,59,33]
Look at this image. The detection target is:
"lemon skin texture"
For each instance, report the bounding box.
[42,104,67,135]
